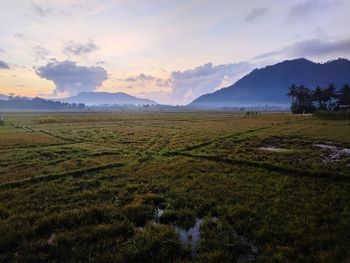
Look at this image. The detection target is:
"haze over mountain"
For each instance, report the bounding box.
[190,58,350,107]
[56,92,157,105]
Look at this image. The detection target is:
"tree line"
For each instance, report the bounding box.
[0,97,85,110]
[288,83,350,114]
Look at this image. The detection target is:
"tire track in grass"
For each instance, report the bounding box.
[180,126,270,152]
[0,162,125,189]
[0,141,82,152]
[164,151,350,183]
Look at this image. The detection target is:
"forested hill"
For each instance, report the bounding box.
[0,97,85,110]
[190,58,350,107]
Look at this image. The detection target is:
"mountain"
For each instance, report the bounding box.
[0,94,8,100]
[190,58,350,107]
[57,92,157,105]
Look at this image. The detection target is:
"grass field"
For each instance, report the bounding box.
[0,112,349,262]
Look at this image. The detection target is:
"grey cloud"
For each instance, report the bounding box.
[254,37,350,60]
[125,73,153,82]
[0,60,10,69]
[289,0,341,19]
[0,47,5,53]
[288,38,350,57]
[123,73,170,87]
[253,50,281,60]
[32,3,53,17]
[33,46,49,61]
[14,33,25,39]
[36,60,108,95]
[64,40,98,56]
[245,7,269,22]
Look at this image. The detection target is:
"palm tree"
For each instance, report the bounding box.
[338,84,350,105]
[290,85,314,113]
[325,83,336,110]
[313,86,323,110]
[287,84,297,103]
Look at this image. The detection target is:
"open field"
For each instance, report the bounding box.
[0,112,349,262]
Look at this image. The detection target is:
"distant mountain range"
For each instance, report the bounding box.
[190,58,350,107]
[0,94,8,100]
[56,92,157,105]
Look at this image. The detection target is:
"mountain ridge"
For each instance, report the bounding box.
[190,58,350,107]
[55,91,157,105]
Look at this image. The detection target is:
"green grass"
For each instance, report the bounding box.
[0,111,349,262]
[314,111,350,120]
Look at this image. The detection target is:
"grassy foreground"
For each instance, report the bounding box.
[0,112,349,262]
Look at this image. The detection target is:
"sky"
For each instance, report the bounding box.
[0,0,349,105]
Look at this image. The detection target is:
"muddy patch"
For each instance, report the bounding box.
[313,144,350,163]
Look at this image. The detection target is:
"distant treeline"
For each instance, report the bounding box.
[0,97,85,110]
[288,83,350,114]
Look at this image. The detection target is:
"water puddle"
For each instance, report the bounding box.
[149,208,257,260]
[151,208,202,248]
[47,233,57,246]
[153,207,164,223]
[259,146,285,152]
[237,236,258,263]
[313,144,350,163]
[173,218,203,248]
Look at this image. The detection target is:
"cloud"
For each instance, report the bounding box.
[36,60,108,95]
[63,40,98,56]
[14,33,25,39]
[0,47,5,53]
[289,0,341,20]
[245,7,269,22]
[170,62,252,103]
[32,3,53,17]
[0,60,10,69]
[117,62,251,104]
[124,73,170,87]
[33,45,49,61]
[288,38,350,57]
[253,50,281,60]
[254,37,350,60]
